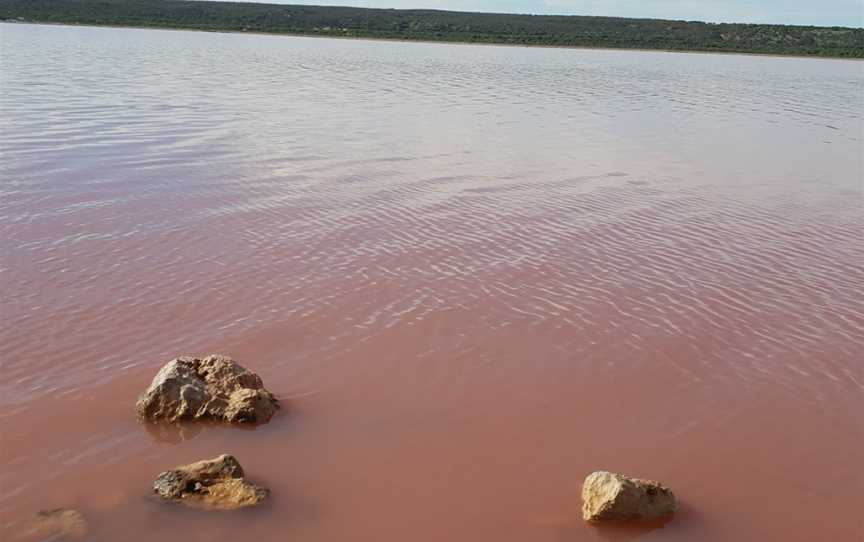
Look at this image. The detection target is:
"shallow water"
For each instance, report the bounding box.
[1,22,863,541]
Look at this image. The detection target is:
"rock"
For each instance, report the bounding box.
[29,508,88,539]
[135,355,279,423]
[582,471,677,522]
[153,454,269,509]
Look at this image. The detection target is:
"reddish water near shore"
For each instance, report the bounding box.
[1,23,863,542]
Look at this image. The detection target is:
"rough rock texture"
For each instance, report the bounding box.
[135,355,279,423]
[582,471,677,521]
[153,454,269,509]
[29,508,89,539]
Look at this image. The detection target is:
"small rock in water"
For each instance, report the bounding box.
[135,355,279,423]
[582,471,677,521]
[29,508,89,539]
[153,454,269,509]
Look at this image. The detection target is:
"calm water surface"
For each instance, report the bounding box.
[1,23,863,542]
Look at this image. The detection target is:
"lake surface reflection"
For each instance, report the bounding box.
[1,23,862,542]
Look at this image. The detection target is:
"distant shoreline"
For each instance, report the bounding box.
[6,20,862,62]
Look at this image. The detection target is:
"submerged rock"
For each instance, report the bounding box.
[582,471,677,521]
[153,454,269,509]
[135,355,279,423]
[29,508,89,539]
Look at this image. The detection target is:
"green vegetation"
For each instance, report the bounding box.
[2,0,862,58]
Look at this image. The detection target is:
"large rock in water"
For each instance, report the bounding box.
[582,471,677,521]
[135,355,279,423]
[153,454,269,509]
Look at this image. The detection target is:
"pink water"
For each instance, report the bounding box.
[1,23,863,541]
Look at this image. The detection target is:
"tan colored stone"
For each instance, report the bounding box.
[582,471,677,521]
[136,355,279,423]
[153,454,269,510]
[29,508,88,539]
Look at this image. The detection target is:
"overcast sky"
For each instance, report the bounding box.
[251,1,864,27]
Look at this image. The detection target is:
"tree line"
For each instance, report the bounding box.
[2,0,862,58]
